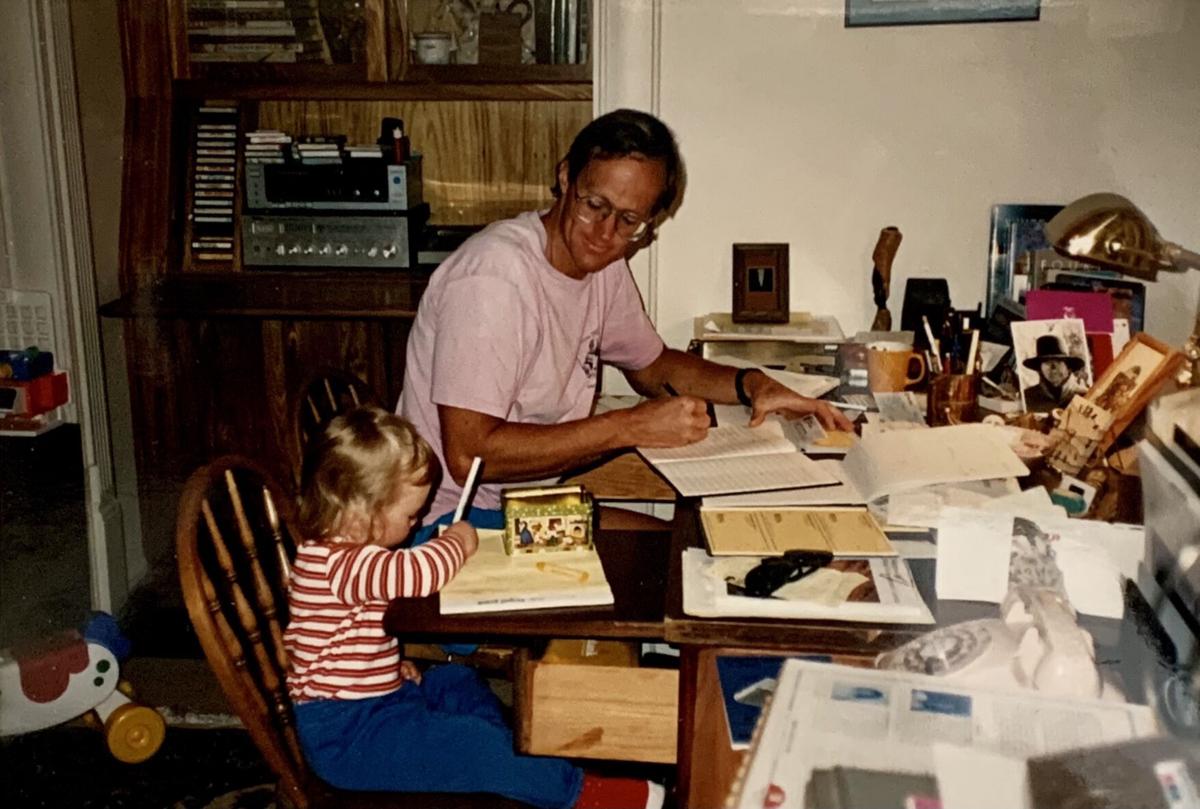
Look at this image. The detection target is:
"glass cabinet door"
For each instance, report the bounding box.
[183,0,390,80]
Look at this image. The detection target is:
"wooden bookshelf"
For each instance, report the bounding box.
[107,0,594,552]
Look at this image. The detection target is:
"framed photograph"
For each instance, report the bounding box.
[1011,318,1092,414]
[1085,332,1184,454]
[732,243,789,324]
[846,0,1040,28]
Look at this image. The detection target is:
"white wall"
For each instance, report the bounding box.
[0,1,76,400]
[633,0,1200,350]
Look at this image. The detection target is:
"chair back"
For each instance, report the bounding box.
[291,368,380,482]
[176,455,313,809]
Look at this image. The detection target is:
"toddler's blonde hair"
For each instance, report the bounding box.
[296,405,435,541]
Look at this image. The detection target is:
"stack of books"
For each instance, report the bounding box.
[186,0,332,64]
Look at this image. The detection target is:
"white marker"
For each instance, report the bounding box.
[453,456,483,523]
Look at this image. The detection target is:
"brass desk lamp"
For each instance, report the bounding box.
[1046,193,1200,386]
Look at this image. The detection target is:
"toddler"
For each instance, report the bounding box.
[284,406,662,809]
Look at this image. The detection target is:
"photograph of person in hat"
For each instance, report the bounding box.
[1011,321,1092,413]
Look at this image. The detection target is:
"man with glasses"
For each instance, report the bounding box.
[400,109,851,534]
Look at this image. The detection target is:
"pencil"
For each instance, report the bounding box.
[453,456,482,523]
[535,561,590,583]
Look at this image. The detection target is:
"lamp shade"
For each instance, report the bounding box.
[1046,193,1175,281]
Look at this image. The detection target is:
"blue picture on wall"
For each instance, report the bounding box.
[846,0,1040,27]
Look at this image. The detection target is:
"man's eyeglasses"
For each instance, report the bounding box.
[572,189,653,242]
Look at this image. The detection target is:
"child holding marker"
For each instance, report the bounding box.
[284,406,662,808]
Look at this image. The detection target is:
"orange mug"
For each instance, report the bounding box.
[866,341,927,392]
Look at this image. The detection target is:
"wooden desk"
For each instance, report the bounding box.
[382,529,672,643]
[383,504,1174,809]
[560,450,676,502]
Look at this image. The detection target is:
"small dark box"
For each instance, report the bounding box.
[478,12,523,65]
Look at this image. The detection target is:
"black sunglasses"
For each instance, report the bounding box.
[728,550,835,599]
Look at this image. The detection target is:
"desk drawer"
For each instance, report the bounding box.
[515,642,678,764]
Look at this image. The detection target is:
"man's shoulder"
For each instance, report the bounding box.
[436,212,542,281]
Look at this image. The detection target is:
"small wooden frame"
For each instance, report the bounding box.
[1085,332,1184,455]
[732,243,789,324]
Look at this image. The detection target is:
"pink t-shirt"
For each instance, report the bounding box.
[399,211,664,522]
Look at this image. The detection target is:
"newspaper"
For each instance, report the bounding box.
[729,659,1158,809]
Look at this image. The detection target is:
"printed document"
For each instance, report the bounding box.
[730,659,1158,809]
[700,507,895,556]
[638,422,836,497]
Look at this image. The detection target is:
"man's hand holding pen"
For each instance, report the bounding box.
[625,394,710,448]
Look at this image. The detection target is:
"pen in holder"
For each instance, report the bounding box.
[927,372,981,426]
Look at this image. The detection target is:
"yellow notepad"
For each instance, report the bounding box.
[700,507,896,557]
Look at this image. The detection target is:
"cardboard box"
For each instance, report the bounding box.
[515,650,679,764]
[502,484,594,555]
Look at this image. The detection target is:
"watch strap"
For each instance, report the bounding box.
[734,367,755,407]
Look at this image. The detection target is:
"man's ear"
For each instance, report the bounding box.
[556,160,571,195]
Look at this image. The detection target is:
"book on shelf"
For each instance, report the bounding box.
[437,529,613,615]
[638,421,839,498]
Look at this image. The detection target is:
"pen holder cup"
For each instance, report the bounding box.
[927,373,980,426]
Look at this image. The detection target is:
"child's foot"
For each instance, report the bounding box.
[574,773,666,809]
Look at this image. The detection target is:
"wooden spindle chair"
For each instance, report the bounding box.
[290,368,381,490]
[176,456,533,809]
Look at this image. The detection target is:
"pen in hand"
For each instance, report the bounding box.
[453,456,483,523]
[664,381,717,426]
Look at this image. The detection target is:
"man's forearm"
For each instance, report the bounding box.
[443,409,629,484]
[629,347,750,404]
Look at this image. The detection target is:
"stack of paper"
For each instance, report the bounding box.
[842,423,1029,502]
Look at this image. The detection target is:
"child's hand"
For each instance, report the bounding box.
[399,659,422,685]
[446,521,479,558]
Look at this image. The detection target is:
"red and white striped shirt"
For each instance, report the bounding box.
[284,533,466,702]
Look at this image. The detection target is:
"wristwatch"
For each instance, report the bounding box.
[734,367,756,407]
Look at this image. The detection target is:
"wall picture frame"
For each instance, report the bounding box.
[732,243,789,324]
[846,0,1041,28]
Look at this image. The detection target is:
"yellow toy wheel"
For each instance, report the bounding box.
[104,703,166,763]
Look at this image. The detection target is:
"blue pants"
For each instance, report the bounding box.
[294,664,583,809]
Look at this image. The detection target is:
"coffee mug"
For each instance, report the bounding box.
[866,341,926,393]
